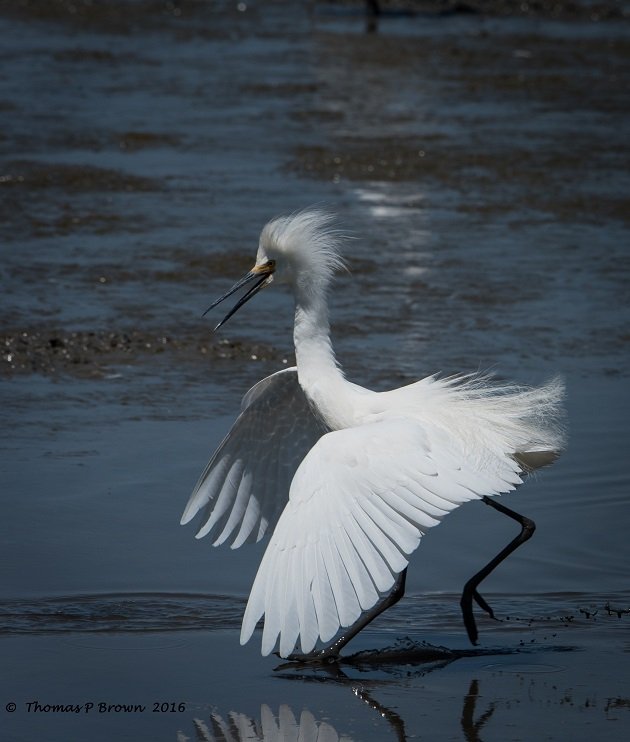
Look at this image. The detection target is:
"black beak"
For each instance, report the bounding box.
[204,263,274,331]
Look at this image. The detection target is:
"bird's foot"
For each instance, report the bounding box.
[473,589,498,621]
[461,589,503,645]
[275,646,340,665]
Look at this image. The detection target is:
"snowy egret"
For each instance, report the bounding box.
[181,211,564,660]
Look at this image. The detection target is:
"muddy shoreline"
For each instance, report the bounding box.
[1,328,286,378]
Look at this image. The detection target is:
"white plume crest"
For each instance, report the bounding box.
[259,210,346,290]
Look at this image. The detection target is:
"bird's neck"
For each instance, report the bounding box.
[293,293,340,381]
[293,290,346,418]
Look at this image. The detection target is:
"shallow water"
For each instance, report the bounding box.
[2,598,629,741]
[1,1,629,740]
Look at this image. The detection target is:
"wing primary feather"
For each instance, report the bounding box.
[333,518,379,613]
[378,488,442,530]
[230,492,262,549]
[352,502,409,574]
[194,458,246,539]
[397,477,458,516]
[240,544,274,646]
[255,515,269,543]
[279,543,300,657]
[212,469,253,546]
[320,532,356,629]
[181,454,231,525]
[410,472,477,508]
[261,550,284,656]
[341,511,394,594]
[360,494,422,556]
[296,540,317,654]
[312,537,338,643]
[261,518,297,655]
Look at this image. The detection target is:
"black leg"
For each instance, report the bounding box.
[460,496,536,645]
[286,568,408,662]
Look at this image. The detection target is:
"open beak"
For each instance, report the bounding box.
[203,260,275,330]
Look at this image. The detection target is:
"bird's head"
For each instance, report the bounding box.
[206,210,345,329]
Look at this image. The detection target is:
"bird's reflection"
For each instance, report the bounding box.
[461,679,496,742]
[184,680,494,742]
[183,704,349,742]
[183,641,505,741]
[352,686,407,742]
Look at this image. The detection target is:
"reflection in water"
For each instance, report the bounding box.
[188,641,520,742]
[181,705,351,742]
[181,678,495,742]
[272,642,467,741]
[352,687,407,742]
[461,679,496,742]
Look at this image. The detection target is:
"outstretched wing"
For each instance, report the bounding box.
[181,367,326,548]
[241,417,524,657]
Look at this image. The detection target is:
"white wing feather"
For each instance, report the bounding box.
[181,367,325,548]
[241,417,524,657]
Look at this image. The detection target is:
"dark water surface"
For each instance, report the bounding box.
[1,1,629,740]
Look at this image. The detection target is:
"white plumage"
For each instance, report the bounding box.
[181,211,565,658]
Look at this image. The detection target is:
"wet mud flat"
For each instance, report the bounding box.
[1,2,629,741]
[1,328,286,378]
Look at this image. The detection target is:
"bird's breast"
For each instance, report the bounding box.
[299,377,379,432]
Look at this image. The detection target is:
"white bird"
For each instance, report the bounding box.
[181,211,565,660]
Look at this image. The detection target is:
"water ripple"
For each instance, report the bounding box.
[0,593,245,636]
[1,591,627,638]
